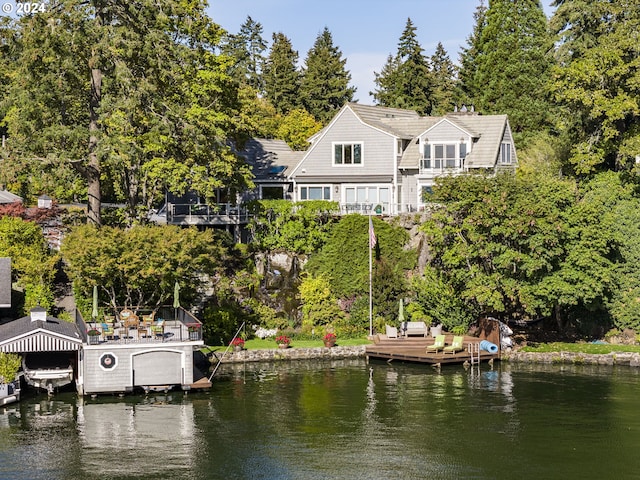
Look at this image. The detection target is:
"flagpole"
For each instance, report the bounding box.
[368,214,373,337]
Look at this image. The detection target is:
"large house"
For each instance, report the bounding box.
[156,103,517,231]
[288,103,517,214]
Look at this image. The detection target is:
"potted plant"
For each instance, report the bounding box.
[230,337,245,352]
[275,335,291,349]
[323,332,337,347]
[87,328,101,345]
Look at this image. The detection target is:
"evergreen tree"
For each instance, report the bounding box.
[456,0,487,109]
[371,54,403,108]
[473,0,552,135]
[372,18,434,115]
[430,42,457,115]
[264,32,301,114]
[222,16,268,93]
[300,27,355,123]
[550,0,640,173]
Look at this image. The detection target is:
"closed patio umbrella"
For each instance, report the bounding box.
[398,298,405,335]
[92,285,99,327]
[173,280,180,321]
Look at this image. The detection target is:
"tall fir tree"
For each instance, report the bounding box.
[371,54,403,108]
[222,16,268,93]
[456,0,487,109]
[300,27,355,123]
[430,42,457,115]
[467,0,552,136]
[550,0,640,173]
[263,32,301,114]
[372,18,434,115]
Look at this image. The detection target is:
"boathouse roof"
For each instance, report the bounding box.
[0,308,82,353]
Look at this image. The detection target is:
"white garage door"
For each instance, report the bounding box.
[132,351,183,386]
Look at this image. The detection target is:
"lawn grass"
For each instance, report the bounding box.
[521,342,640,354]
[201,337,371,353]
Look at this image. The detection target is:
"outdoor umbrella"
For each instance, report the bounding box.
[398,298,405,334]
[92,285,99,327]
[173,280,180,320]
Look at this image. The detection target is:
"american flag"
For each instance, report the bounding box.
[369,216,377,249]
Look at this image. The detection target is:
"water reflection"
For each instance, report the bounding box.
[1,361,640,479]
[77,396,199,478]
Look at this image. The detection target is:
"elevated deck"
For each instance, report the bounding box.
[366,335,499,365]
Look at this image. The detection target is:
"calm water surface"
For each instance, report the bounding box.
[1,359,640,479]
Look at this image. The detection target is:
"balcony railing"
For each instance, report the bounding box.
[82,306,203,345]
[166,203,251,225]
[419,158,464,174]
[339,202,392,215]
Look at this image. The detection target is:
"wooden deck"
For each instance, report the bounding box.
[366,335,500,365]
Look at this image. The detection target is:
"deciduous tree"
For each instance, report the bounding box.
[2,0,251,225]
[549,0,640,173]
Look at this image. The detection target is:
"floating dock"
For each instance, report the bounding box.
[365,335,500,365]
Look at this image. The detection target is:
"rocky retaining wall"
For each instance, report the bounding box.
[214,345,368,364]
[503,350,640,367]
[213,346,640,368]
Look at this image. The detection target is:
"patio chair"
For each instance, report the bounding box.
[426,334,446,353]
[151,319,165,338]
[101,322,114,340]
[443,336,465,355]
[385,325,398,339]
[141,312,155,327]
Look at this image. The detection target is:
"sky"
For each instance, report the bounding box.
[208,0,555,105]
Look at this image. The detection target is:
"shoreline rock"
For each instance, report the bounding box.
[211,345,640,369]
[212,345,367,364]
[502,350,640,367]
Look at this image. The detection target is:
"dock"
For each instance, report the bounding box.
[365,335,500,365]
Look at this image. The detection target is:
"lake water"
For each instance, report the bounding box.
[1,359,640,479]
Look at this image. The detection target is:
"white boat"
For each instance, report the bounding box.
[22,353,74,394]
[0,381,20,406]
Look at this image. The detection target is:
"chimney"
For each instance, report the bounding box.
[30,306,47,322]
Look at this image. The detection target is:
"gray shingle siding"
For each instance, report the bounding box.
[289,104,517,213]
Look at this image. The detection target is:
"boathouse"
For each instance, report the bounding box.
[77,306,209,395]
[0,306,209,395]
[0,306,82,393]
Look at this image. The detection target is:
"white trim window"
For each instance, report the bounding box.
[343,185,391,213]
[500,143,512,164]
[333,142,363,165]
[422,143,464,169]
[299,185,331,200]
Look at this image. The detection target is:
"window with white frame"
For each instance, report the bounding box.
[299,185,331,200]
[343,186,391,211]
[500,143,512,164]
[334,143,362,165]
[422,143,461,169]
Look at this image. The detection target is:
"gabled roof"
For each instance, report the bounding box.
[0,312,82,352]
[0,190,22,204]
[398,113,510,169]
[290,103,515,176]
[453,114,509,168]
[238,138,304,181]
